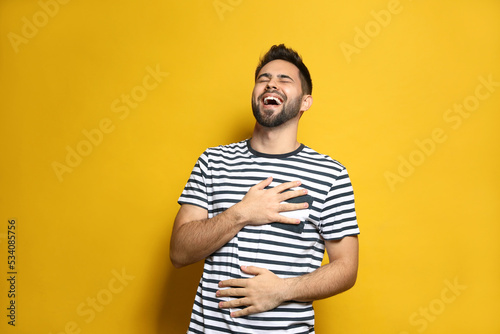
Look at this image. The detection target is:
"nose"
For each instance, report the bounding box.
[266,78,277,90]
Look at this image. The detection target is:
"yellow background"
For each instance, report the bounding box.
[1,0,499,333]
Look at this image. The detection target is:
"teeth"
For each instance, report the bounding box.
[263,96,282,105]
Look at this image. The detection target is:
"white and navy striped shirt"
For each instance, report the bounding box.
[179,140,359,333]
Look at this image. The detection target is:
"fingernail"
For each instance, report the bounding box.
[216,291,220,297]
[219,302,223,308]
[241,265,247,270]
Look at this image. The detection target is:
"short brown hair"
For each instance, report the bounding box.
[255,44,312,95]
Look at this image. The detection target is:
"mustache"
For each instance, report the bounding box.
[258,90,286,102]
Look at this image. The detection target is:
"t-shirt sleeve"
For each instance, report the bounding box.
[178,151,209,210]
[319,167,360,240]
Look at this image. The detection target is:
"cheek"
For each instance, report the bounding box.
[252,87,262,101]
[283,87,298,98]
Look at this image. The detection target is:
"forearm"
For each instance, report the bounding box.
[170,204,246,268]
[217,257,358,318]
[283,258,358,302]
[171,178,307,268]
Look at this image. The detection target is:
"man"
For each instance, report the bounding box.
[170,44,360,333]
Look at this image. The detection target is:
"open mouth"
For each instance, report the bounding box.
[262,95,283,106]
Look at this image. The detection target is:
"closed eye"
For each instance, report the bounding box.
[277,74,294,82]
[257,73,271,82]
[256,73,295,83]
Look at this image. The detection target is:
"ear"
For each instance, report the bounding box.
[300,95,313,112]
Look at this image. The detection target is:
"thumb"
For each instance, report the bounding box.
[253,177,273,190]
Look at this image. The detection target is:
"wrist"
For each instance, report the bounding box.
[225,202,249,229]
[282,276,299,302]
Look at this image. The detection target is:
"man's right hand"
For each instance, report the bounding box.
[233,177,309,227]
[170,177,309,268]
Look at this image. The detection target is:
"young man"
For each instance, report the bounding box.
[170,44,360,333]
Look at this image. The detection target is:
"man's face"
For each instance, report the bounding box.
[251,59,307,128]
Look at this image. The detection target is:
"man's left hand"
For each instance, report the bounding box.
[217,265,287,318]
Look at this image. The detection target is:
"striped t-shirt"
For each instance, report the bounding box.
[178,139,359,334]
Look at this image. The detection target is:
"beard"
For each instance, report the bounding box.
[251,93,302,128]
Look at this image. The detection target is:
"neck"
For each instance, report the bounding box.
[250,122,300,155]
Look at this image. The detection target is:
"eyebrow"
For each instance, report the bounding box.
[257,73,295,81]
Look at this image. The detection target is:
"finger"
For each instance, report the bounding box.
[219,278,247,288]
[278,201,309,213]
[218,297,250,309]
[230,306,258,318]
[216,288,246,298]
[240,265,267,276]
[272,180,302,193]
[280,188,308,202]
[252,176,273,190]
[271,213,302,225]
